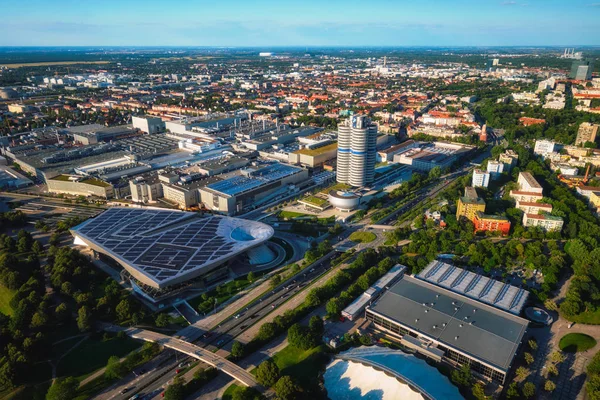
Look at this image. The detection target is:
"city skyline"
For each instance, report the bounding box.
[2,0,600,47]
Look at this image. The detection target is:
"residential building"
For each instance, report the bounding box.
[522,213,564,231]
[473,212,511,236]
[456,186,486,221]
[517,172,543,194]
[575,122,599,146]
[499,150,518,171]
[336,115,378,187]
[509,191,544,203]
[472,169,490,188]
[486,160,504,179]
[533,139,557,156]
[515,201,553,215]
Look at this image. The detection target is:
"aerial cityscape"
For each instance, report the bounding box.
[1,2,600,400]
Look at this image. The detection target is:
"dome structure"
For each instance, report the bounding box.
[328,190,361,211]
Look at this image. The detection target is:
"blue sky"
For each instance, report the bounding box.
[1,0,599,46]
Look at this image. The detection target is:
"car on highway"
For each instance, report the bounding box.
[271,304,276,308]
[128,395,141,400]
[121,388,131,394]
[216,339,225,346]
[202,332,213,338]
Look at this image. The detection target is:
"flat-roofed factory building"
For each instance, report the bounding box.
[200,163,309,215]
[365,260,529,384]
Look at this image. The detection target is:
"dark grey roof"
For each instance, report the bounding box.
[368,276,528,372]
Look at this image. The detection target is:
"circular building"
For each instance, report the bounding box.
[328,190,361,211]
[324,346,463,400]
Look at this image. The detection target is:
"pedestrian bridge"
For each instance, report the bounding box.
[127,328,263,391]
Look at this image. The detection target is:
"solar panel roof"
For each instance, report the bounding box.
[70,207,273,288]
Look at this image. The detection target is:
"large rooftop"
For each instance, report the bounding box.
[205,163,303,197]
[369,275,528,372]
[71,207,273,288]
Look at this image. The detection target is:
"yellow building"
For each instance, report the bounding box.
[590,191,600,212]
[456,186,486,221]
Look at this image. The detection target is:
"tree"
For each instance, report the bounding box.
[544,380,556,392]
[255,359,280,387]
[505,382,520,399]
[450,364,472,387]
[274,375,301,400]
[256,322,277,342]
[547,363,558,376]
[115,299,132,321]
[308,315,324,337]
[32,240,43,255]
[231,341,245,359]
[528,339,538,351]
[163,376,186,400]
[104,355,125,380]
[472,383,490,400]
[549,351,565,364]
[77,305,92,332]
[429,166,442,180]
[270,274,282,288]
[524,352,534,365]
[232,387,262,400]
[325,297,343,316]
[515,366,530,381]
[247,272,256,283]
[522,382,535,399]
[46,377,79,400]
[155,313,170,328]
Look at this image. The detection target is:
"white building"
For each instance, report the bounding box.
[132,115,166,134]
[534,140,557,156]
[336,115,378,187]
[522,213,564,232]
[472,169,490,188]
[486,161,504,179]
[515,201,553,215]
[517,172,543,194]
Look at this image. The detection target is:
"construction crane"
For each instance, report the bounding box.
[558,164,591,187]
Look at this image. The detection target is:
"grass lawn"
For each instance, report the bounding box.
[272,344,329,387]
[349,231,377,243]
[278,210,309,219]
[301,196,328,207]
[0,285,15,316]
[57,336,141,379]
[559,333,597,353]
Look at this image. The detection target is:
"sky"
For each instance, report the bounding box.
[1,0,600,47]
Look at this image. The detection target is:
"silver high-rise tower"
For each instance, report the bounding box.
[336,115,377,187]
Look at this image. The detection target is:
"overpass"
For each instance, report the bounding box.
[126,328,263,391]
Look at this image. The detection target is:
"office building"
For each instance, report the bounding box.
[337,115,378,187]
[472,169,490,188]
[366,271,528,384]
[129,174,163,203]
[456,187,486,221]
[522,213,564,232]
[575,122,598,146]
[570,60,594,81]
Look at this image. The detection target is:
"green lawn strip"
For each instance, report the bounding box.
[271,344,328,387]
[559,333,597,353]
[222,383,240,399]
[57,336,141,379]
[0,285,15,316]
[348,231,376,243]
[278,211,309,219]
[49,336,86,360]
